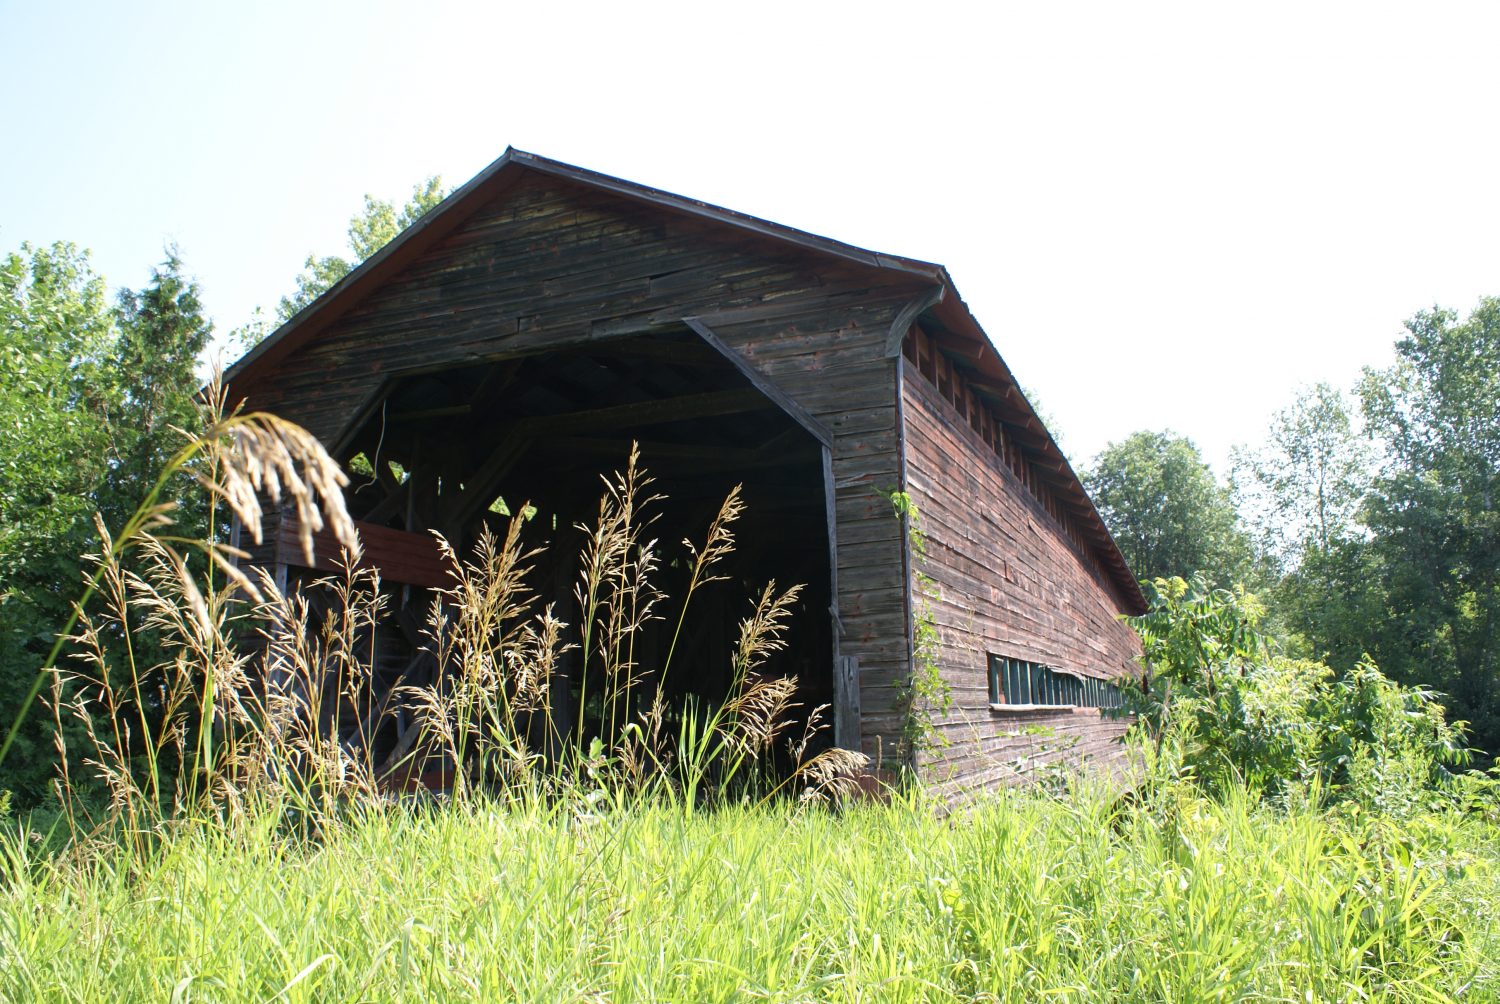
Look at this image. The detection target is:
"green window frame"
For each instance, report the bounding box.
[987,654,1123,709]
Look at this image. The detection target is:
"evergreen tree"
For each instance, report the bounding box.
[106,249,214,533]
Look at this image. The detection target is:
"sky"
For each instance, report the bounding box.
[4,1,1499,475]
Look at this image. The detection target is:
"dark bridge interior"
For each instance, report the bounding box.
[282,329,835,781]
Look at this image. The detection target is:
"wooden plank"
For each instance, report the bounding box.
[528,386,772,435]
[899,369,1142,786]
[576,337,721,367]
[882,286,945,357]
[835,655,862,751]
[277,517,454,590]
[824,443,860,751]
[683,318,834,447]
[226,154,533,398]
[330,376,397,459]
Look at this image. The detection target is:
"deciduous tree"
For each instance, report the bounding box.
[1231,382,1370,569]
[1358,299,1500,757]
[0,242,119,801]
[1230,384,1378,665]
[1084,431,1252,586]
[276,177,446,323]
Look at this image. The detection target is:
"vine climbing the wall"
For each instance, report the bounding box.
[887,489,953,766]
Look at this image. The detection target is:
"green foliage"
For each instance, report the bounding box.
[0,244,119,802]
[1322,663,1473,816]
[1,784,1494,999]
[0,243,211,805]
[887,490,953,767]
[275,177,447,323]
[0,242,116,561]
[1233,302,1500,761]
[1084,430,1253,586]
[1232,381,1371,569]
[225,304,274,353]
[1127,575,1481,811]
[1355,298,1500,759]
[1259,530,1383,668]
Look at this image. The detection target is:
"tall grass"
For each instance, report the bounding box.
[4,388,1497,1001]
[1,779,1494,1001]
[10,378,862,849]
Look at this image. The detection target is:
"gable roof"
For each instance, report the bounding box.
[226,148,1145,613]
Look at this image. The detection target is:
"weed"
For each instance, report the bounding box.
[887,488,953,768]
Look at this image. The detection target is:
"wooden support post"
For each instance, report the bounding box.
[823,444,861,752]
[835,655,861,752]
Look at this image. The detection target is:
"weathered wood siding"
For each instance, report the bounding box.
[239,171,919,757]
[900,360,1140,796]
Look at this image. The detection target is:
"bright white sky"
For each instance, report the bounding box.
[4,1,1498,474]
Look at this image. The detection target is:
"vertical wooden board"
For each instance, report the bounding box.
[835,655,862,751]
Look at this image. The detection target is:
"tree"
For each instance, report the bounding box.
[1231,383,1371,569]
[0,243,117,561]
[1084,431,1253,586]
[1357,299,1500,758]
[0,242,120,802]
[108,249,214,525]
[276,177,446,323]
[0,243,214,804]
[1230,385,1378,664]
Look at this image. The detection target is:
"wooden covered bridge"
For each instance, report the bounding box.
[224,150,1144,794]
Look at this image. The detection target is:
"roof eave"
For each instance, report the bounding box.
[224,147,532,399]
[923,276,1148,614]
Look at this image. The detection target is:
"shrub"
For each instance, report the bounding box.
[1125,574,1487,812]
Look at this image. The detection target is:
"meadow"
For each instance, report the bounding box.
[1,780,1495,1002]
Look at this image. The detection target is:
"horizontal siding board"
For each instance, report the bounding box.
[903,365,1140,791]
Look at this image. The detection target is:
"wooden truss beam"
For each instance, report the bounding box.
[521,386,772,437]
